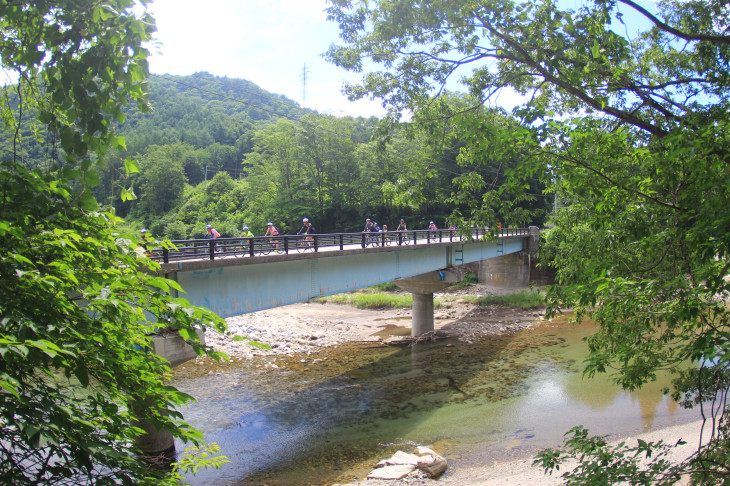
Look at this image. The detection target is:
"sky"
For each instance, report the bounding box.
[145,0,387,118]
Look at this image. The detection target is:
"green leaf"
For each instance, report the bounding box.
[78,192,98,211]
[120,186,137,202]
[84,169,100,187]
[124,157,139,174]
[74,362,90,387]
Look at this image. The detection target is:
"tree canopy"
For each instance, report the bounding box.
[326,0,730,482]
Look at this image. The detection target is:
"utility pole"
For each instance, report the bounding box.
[299,63,311,108]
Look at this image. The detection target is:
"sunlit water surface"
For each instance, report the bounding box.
[170,315,699,485]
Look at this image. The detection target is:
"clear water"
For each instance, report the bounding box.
[169,315,699,485]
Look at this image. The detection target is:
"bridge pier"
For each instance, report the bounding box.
[395,269,464,337]
[133,330,203,459]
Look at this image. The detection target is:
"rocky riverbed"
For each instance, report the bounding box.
[200,285,545,360]
[180,285,706,486]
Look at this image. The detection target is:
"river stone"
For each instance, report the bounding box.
[367,464,416,480]
[376,450,421,467]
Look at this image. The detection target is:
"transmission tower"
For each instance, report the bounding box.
[299,63,311,108]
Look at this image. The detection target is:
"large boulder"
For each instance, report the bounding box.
[367,446,448,480]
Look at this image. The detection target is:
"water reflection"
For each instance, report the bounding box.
[170,314,699,485]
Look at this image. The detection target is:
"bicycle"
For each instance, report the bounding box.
[255,238,272,256]
[363,231,379,247]
[297,236,314,252]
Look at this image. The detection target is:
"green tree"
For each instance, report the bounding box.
[0,1,227,484]
[327,0,730,482]
[137,144,188,216]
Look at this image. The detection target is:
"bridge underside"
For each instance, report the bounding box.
[164,237,526,319]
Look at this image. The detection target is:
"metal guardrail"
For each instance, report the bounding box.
[149,227,530,264]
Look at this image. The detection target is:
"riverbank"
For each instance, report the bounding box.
[189,285,703,486]
[340,419,707,486]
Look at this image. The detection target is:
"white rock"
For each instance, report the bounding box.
[367,464,416,480]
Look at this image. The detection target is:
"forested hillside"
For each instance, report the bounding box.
[93,72,551,239]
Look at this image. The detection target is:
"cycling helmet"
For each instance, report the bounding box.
[366,218,371,221]
[430,221,434,224]
[267,222,273,226]
[206,224,212,229]
[140,228,147,233]
[400,219,405,223]
[303,218,309,222]
[242,225,249,231]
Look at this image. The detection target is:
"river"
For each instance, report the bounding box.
[169,314,699,485]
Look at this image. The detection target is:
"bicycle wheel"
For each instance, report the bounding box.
[250,238,268,255]
[297,239,312,252]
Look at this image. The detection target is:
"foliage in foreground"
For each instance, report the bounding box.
[534,426,685,486]
[0,1,230,484]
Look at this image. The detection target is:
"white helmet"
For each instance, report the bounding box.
[140,228,147,233]
[206,224,212,229]
[267,222,273,226]
[242,225,249,231]
[303,217,309,222]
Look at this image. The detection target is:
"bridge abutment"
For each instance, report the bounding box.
[395,269,464,336]
[478,226,540,287]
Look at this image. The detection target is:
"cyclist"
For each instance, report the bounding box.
[265,222,280,252]
[203,224,221,239]
[265,222,279,237]
[298,217,315,235]
[362,218,376,245]
[428,221,438,231]
[396,219,409,245]
[297,217,315,249]
[240,225,254,238]
[140,228,151,256]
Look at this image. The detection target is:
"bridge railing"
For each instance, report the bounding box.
[149,227,530,264]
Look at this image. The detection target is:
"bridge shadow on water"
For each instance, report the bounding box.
[169,312,693,486]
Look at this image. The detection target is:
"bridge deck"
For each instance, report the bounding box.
[155,229,533,318]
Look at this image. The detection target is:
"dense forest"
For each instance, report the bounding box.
[86,72,552,238]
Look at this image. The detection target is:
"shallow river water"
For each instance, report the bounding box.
[170,315,699,485]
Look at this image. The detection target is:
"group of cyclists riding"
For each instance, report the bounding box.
[144,217,447,257]
[199,217,425,242]
[140,217,457,260]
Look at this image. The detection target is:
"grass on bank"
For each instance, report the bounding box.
[313,272,546,310]
[314,293,445,310]
[463,289,546,309]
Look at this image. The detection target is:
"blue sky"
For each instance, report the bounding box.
[146,0,387,118]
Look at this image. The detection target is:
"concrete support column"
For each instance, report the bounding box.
[395,268,463,337]
[132,402,175,455]
[133,330,204,458]
[411,292,435,337]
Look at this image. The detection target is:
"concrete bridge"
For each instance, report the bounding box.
[153,227,540,337]
[139,227,540,456]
